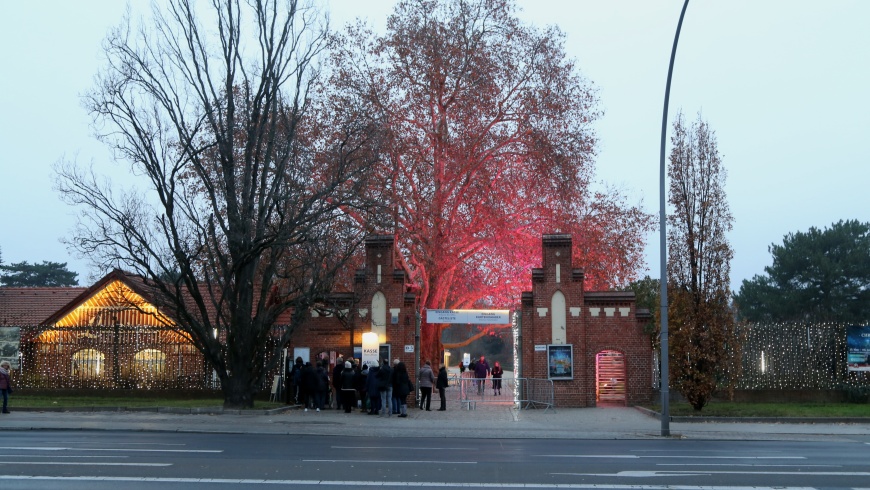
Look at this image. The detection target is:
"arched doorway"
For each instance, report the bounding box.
[595,350,626,406]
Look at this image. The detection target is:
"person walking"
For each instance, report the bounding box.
[392,360,411,418]
[377,358,393,417]
[417,360,436,411]
[491,361,504,396]
[287,356,303,404]
[0,361,13,414]
[474,355,490,395]
[436,364,449,411]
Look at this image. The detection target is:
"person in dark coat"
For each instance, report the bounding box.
[392,360,411,417]
[491,361,504,395]
[332,357,344,409]
[340,361,357,413]
[355,364,368,412]
[377,359,393,417]
[286,356,303,404]
[300,361,316,411]
[366,364,382,415]
[436,365,449,411]
[474,355,490,395]
[314,361,330,412]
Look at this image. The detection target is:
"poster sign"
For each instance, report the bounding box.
[547,344,573,380]
[847,325,870,372]
[426,309,510,324]
[0,327,20,369]
[361,332,380,368]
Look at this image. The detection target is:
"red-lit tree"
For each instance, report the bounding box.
[329,0,654,361]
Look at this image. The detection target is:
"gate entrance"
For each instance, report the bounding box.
[596,350,626,406]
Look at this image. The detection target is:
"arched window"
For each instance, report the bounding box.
[134,349,166,377]
[72,349,105,379]
[551,290,566,344]
[371,291,387,342]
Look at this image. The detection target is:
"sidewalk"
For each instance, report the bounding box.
[1,404,869,441]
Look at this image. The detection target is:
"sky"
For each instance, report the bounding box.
[1,1,868,292]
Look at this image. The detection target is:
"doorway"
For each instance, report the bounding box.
[595,350,626,406]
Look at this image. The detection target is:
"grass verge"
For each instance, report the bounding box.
[10,394,286,410]
[644,401,870,418]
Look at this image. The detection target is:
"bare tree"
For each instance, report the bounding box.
[55,0,386,407]
[667,111,737,411]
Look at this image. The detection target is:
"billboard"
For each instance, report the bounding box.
[847,325,870,372]
[0,327,20,369]
[426,309,511,324]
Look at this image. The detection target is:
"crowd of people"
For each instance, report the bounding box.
[284,356,451,415]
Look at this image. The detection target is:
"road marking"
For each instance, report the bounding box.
[333,446,469,450]
[657,464,840,468]
[0,476,851,489]
[539,455,805,459]
[0,455,128,459]
[41,441,186,446]
[0,446,221,453]
[555,470,870,478]
[304,459,476,464]
[0,462,171,467]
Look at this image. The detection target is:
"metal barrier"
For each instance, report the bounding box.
[455,376,554,412]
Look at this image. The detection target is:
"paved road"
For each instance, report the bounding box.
[0,431,868,489]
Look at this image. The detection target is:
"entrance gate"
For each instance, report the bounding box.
[596,350,626,406]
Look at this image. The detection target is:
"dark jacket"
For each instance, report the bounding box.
[340,367,356,391]
[392,362,411,399]
[491,365,503,379]
[377,363,392,391]
[436,366,449,389]
[474,359,490,379]
[301,363,316,392]
[366,366,381,394]
[315,366,329,392]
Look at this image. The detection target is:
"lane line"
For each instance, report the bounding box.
[333,446,469,450]
[0,476,851,489]
[0,446,221,453]
[0,455,128,459]
[555,470,870,478]
[0,462,171,467]
[538,455,805,459]
[656,464,840,468]
[303,459,476,464]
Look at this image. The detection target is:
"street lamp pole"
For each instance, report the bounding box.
[659,0,690,438]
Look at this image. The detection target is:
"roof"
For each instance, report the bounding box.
[0,286,87,326]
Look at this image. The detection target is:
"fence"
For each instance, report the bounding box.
[455,375,554,412]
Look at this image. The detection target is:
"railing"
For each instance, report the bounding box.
[455,375,554,412]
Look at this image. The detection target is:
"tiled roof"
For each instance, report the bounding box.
[0,287,87,326]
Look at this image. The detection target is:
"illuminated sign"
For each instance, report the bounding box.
[426,309,510,324]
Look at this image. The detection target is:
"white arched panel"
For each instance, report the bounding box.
[551,290,566,344]
[371,291,387,343]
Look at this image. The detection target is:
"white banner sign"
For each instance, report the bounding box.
[361,332,380,368]
[426,309,510,324]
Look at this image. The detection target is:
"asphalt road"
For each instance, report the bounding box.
[0,431,868,489]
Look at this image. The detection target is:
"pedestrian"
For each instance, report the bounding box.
[377,358,393,417]
[366,363,382,415]
[491,361,503,396]
[332,357,344,409]
[0,361,13,414]
[287,356,303,405]
[436,364,449,411]
[392,360,411,418]
[355,364,368,412]
[340,361,356,413]
[314,361,330,412]
[300,361,316,411]
[474,355,490,395]
[417,360,435,411]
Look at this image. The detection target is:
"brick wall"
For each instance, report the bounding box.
[520,234,653,407]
